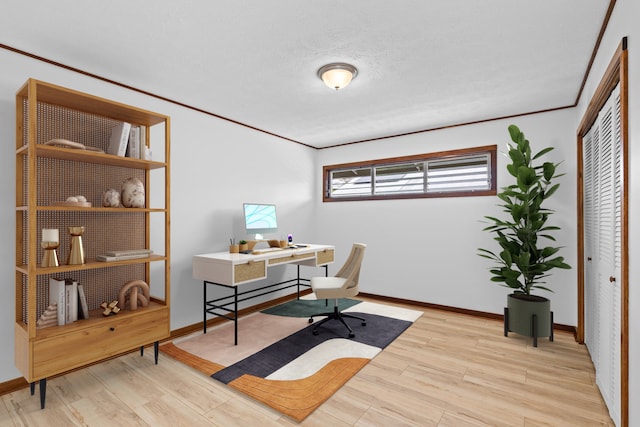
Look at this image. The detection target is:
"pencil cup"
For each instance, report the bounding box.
[229,244,239,253]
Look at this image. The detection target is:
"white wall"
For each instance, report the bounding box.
[315,111,578,325]
[575,0,639,424]
[0,48,318,382]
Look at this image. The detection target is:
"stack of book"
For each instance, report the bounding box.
[48,277,90,325]
[96,248,153,262]
[107,122,150,160]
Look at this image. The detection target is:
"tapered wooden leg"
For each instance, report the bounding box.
[30,382,35,396]
[154,341,159,364]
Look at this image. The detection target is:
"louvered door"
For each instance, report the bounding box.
[583,83,622,426]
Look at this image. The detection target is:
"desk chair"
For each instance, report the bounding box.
[308,243,367,338]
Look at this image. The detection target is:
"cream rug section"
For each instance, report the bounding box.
[266,338,380,381]
[344,300,424,322]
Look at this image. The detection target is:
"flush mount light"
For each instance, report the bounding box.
[317,62,358,90]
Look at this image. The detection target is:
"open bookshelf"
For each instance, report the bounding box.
[14,79,171,408]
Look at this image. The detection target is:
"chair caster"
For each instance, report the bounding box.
[313,330,319,335]
[348,332,355,338]
[308,318,314,323]
[362,322,366,326]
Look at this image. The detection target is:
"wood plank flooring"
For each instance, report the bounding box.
[0,299,614,426]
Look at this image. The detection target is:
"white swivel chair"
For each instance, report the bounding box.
[308,243,367,338]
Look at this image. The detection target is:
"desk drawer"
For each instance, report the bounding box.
[32,307,168,379]
[317,249,334,265]
[234,260,266,283]
[269,252,315,265]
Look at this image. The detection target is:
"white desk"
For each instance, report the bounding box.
[193,244,334,344]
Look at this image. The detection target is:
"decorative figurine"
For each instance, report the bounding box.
[67,226,85,265]
[118,279,150,311]
[102,188,121,207]
[41,228,60,267]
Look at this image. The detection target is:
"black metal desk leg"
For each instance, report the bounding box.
[203,280,207,334]
[324,265,329,306]
[234,286,238,345]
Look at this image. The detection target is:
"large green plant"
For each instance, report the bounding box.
[478,125,571,296]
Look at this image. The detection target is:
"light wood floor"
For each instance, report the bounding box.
[0,299,614,426]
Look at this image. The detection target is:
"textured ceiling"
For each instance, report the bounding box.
[0,1,612,148]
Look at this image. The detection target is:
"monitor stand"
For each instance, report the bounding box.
[247,238,286,251]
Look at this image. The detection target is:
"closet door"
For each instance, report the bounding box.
[583,83,621,426]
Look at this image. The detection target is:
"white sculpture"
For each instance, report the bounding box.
[121,177,145,208]
[102,188,121,207]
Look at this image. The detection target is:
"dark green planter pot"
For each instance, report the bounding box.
[504,293,553,347]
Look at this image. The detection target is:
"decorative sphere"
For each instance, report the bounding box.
[102,188,121,207]
[121,178,145,208]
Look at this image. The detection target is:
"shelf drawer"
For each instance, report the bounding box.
[316,249,334,265]
[234,260,266,283]
[31,307,168,379]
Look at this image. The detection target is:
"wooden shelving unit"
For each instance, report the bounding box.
[14,79,171,408]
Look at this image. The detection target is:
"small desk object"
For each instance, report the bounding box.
[193,244,334,344]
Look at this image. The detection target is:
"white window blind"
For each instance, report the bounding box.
[426,154,491,193]
[326,147,495,201]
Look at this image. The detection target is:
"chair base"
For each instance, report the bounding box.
[308,301,366,338]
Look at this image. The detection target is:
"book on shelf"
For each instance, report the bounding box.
[65,279,78,323]
[77,283,90,320]
[139,126,146,158]
[107,121,131,157]
[96,252,152,262]
[105,248,153,257]
[48,277,66,326]
[126,126,141,159]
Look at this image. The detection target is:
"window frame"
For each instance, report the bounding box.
[323,145,497,202]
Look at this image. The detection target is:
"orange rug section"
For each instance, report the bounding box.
[228,357,370,421]
[160,342,225,376]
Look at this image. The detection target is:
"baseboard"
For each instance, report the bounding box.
[358,292,578,336]
[0,289,577,397]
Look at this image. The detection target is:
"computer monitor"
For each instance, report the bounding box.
[243,203,278,239]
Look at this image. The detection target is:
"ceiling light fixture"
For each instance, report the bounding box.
[317,62,358,90]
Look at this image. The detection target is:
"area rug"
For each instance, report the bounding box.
[160,298,422,421]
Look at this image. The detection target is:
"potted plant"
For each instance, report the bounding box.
[239,240,249,252]
[478,125,571,346]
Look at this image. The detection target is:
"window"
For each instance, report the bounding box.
[323,145,496,201]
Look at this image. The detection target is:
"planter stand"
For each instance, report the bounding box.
[504,307,554,347]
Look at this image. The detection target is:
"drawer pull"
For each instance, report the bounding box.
[110,327,115,332]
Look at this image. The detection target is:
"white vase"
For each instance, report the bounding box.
[121,178,145,208]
